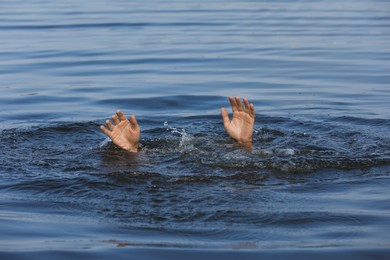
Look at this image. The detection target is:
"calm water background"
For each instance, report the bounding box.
[1,0,390,259]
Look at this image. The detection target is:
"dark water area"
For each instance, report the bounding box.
[1,0,390,259]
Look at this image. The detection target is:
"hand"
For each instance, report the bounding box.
[221,96,255,148]
[100,110,140,153]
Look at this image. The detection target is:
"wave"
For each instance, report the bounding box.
[1,115,389,180]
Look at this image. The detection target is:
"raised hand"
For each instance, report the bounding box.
[221,96,255,149]
[100,110,140,153]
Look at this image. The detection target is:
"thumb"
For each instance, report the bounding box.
[221,108,230,129]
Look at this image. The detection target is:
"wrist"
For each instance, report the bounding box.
[237,140,252,147]
[126,143,139,153]
[236,138,252,150]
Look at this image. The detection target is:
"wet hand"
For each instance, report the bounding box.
[221,96,255,149]
[100,110,140,153]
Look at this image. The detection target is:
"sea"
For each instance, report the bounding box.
[0,0,389,259]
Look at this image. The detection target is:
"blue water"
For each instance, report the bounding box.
[1,0,390,259]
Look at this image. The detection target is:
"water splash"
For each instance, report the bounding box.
[100,137,111,148]
[164,121,194,151]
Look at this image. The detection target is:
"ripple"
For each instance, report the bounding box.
[1,0,390,254]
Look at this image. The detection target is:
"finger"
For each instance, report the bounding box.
[250,104,255,118]
[243,98,250,112]
[116,110,127,121]
[100,125,111,137]
[106,119,114,131]
[228,96,237,113]
[235,96,244,111]
[221,108,230,128]
[129,115,139,129]
[111,114,120,125]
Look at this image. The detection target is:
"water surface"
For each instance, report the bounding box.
[0,0,390,259]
